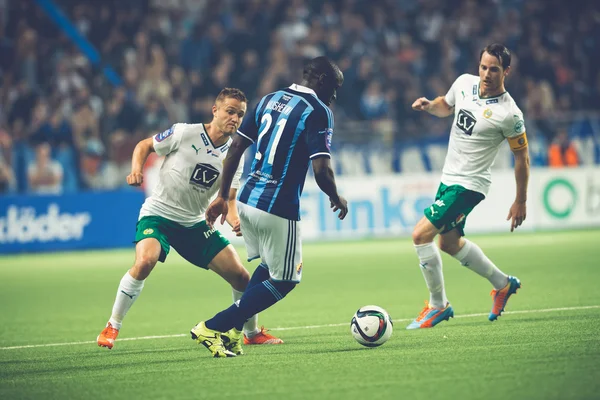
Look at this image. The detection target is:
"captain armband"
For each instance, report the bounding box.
[508,133,528,151]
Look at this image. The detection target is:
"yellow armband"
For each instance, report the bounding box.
[508,132,528,151]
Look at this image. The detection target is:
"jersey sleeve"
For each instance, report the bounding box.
[501,103,527,139]
[237,101,262,143]
[153,124,182,156]
[306,106,334,159]
[231,153,244,190]
[444,74,469,107]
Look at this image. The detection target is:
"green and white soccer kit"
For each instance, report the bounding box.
[135,123,244,268]
[424,74,528,234]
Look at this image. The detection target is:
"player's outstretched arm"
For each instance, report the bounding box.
[127,137,155,186]
[312,157,348,220]
[506,146,530,232]
[412,96,453,118]
[206,135,250,227]
[225,189,242,236]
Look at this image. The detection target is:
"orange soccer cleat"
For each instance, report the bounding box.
[489,276,521,321]
[244,326,284,345]
[97,322,119,349]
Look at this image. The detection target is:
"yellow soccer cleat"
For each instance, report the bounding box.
[221,328,244,355]
[190,321,236,358]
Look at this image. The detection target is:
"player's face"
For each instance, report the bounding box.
[213,98,247,135]
[479,52,509,95]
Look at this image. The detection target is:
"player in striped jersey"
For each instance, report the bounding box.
[190,56,348,357]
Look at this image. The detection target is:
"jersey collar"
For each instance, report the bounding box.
[201,124,230,150]
[289,83,317,97]
[477,83,507,100]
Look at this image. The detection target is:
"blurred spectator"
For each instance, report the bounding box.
[0,0,598,191]
[80,138,122,190]
[27,142,63,194]
[548,130,580,168]
[360,81,389,120]
[0,127,14,193]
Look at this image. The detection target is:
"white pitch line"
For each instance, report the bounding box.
[1,305,599,351]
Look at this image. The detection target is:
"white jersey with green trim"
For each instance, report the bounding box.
[139,123,243,227]
[442,74,526,196]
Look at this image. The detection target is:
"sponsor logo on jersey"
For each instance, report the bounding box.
[456,109,477,136]
[155,127,174,142]
[485,99,498,105]
[200,133,209,146]
[143,228,154,235]
[189,163,220,189]
[319,128,334,150]
[483,108,493,118]
[206,149,220,158]
[192,144,200,155]
[203,226,217,239]
[451,214,465,227]
[282,94,292,101]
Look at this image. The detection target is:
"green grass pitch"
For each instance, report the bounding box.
[1,230,600,400]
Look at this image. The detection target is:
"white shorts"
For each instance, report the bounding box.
[238,202,303,283]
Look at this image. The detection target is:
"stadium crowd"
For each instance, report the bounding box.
[0,0,598,194]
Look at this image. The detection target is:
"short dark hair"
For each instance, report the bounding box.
[480,43,511,70]
[303,56,343,85]
[215,87,247,104]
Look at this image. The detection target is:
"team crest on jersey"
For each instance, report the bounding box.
[155,127,174,142]
[483,108,493,118]
[514,120,525,133]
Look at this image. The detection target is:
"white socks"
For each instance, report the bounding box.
[414,243,448,308]
[108,272,145,330]
[232,288,259,337]
[452,239,508,290]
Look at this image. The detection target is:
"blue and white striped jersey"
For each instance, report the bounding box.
[237,84,334,220]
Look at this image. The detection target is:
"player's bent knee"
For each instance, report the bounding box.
[232,267,250,290]
[131,255,158,279]
[412,228,433,245]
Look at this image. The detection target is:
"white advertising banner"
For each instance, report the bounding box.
[203,167,600,243]
[295,166,600,240]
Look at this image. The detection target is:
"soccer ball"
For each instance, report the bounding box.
[350,305,393,347]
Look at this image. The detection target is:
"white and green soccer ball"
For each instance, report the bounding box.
[350,305,393,347]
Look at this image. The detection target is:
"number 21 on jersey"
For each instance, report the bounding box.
[256,114,288,165]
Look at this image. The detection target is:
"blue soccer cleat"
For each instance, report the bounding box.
[489,276,521,321]
[406,301,454,329]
